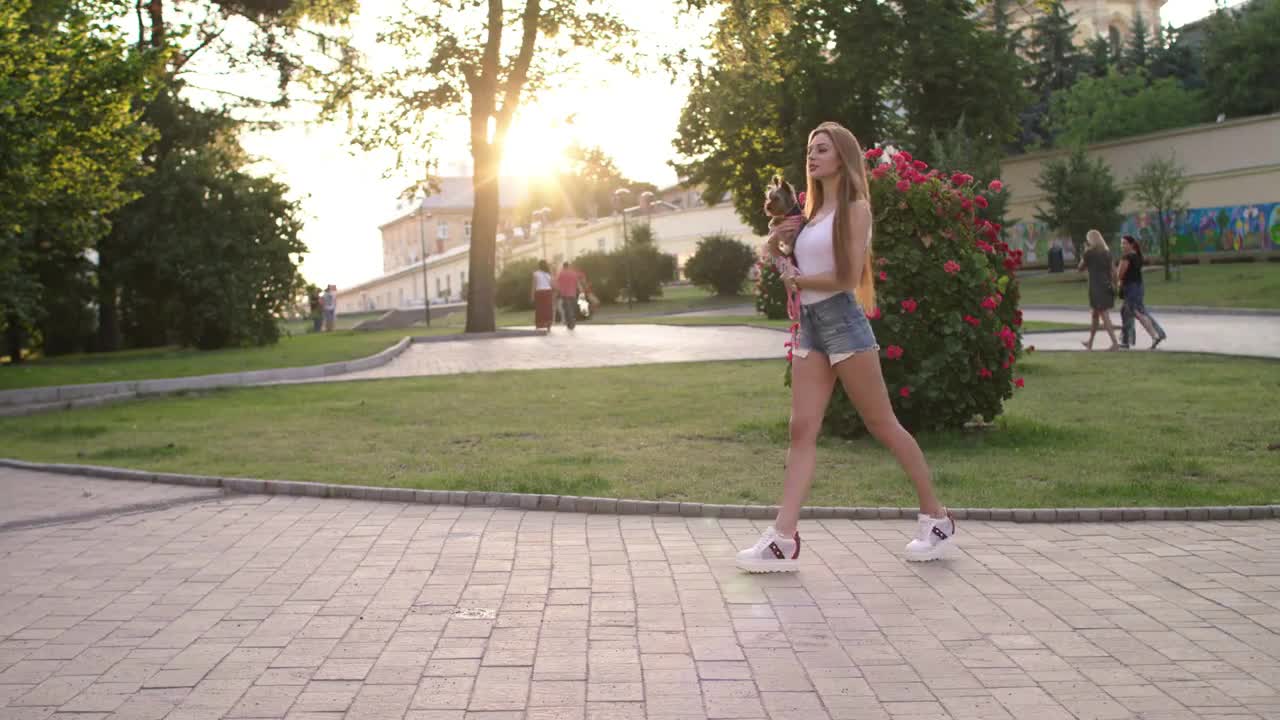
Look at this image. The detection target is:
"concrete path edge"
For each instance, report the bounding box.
[4,457,1276,524]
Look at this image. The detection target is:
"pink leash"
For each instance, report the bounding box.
[773,255,802,357]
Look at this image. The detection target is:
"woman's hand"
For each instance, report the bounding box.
[781,265,801,293]
[766,216,804,257]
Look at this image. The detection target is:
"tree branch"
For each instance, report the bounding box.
[171,27,225,75]
[495,0,540,139]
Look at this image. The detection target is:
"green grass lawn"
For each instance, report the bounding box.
[0,328,452,391]
[1019,261,1280,309]
[4,352,1275,508]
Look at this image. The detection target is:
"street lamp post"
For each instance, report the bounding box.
[416,197,431,327]
[613,188,633,310]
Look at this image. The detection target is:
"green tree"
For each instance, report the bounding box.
[1027,0,1081,96]
[1019,0,1081,148]
[0,0,157,362]
[1034,148,1126,257]
[896,0,1029,149]
[1082,35,1116,78]
[1150,24,1202,89]
[1202,0,1280,119]
[674,0,1025,234]
[95,0,357,352]
[1130,153,1189,280]
[684,234,756,296]
[1048,69,1208,146]
[112,102,308,349]
[321,1,633,334]
[1123,11,1152,73]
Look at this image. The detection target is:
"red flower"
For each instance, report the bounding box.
[872,165,890,179]
[1004,258,1019,271]
[878,270,888,281]
[912,160,928,172]
[1013,310,1023,327]
[1014,377,1025,388]
[865,148,884,159]
[944,260,961,275]
[951,172,969,186]
[901,298,918,313]
[885,345,904,360]
[988,179,1004,192]
[961,198,972,211]
[899,386,911,398]
[786,350,793,363]
[963,314,981,327]
[877,257,888,266]
[1002,357,1011,369]
[981,296,998,311]
[974,195,989,209]
[866,306,882,320]
[895,179,911,192]
[978,368,992,379]
[976,240,995,254]
[898,150,913,163]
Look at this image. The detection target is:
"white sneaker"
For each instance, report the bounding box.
[905,512,956,562]
[736,526,800,573]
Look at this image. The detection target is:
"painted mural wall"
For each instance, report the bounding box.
[1008,201,1280,263]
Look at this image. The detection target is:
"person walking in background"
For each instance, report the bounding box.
[555,261,582,331]
[1117,235,1168,349]
[1078,229,1121,351]
[321,284,337,332]
[532,260,554,332]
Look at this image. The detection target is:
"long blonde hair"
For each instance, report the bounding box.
[804,122,875,310]
[1085,229,1109,253]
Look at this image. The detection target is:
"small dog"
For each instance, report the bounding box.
[763,175,805,258]
[762,175,805,327]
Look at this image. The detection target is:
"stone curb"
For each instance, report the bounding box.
[0,337,415,411]
[4,458,1278,523]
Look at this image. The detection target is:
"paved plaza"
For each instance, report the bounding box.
[2,470,1279,720]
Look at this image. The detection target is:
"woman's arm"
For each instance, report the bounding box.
[787,201,871,293]
[1116,258,1129,286]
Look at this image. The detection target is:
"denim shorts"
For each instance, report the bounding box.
[794,292,880,365]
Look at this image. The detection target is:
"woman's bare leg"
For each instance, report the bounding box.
[772,352,837,537]
[834,352,943,517]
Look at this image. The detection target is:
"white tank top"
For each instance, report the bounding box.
[794,207,872,305]
[532,270,552,291]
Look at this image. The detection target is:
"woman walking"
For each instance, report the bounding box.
[736,122,955,573]
[1077,230,1121,351]
[1117,235,1168,349]
[531,260,554,332]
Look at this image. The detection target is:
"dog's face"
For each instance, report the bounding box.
[763,176,799,218]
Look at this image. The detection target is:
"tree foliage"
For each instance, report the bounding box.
[1130,153,1189,280]
[1202,0,1280,119]
[1048,69,1209,146]
[1033,148,1126,256]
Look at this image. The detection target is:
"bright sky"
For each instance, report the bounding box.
[212,0,1230,290]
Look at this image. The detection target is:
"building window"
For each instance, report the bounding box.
[598,237,606,251]
[435,277,441,296]
[464,221,472,241]
[446,275,452,296]
[399,288,404,306]
[461,270,467,286]
[437,218,448,240]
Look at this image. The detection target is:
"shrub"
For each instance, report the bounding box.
[495,258,541,310]
[755,260,789,319]
[685,233,756,295]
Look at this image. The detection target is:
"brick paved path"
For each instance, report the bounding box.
[3,470,1279,719]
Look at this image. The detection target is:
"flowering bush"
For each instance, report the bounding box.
[783,148,1026,437]
[755,260,790,319]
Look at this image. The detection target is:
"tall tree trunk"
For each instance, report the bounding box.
[4,313,23,365]
[466,144,500,333]
[96,227,121,352]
